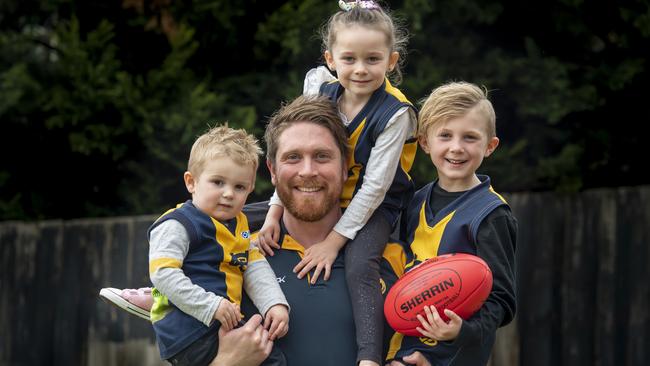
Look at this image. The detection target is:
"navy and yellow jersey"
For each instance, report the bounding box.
[403,175,509,266]
[319,79,418,226]
[389,175,512,364]
[240,224,409,366]
[148,200,264,359]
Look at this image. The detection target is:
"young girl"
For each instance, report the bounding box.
[255,2,418,365]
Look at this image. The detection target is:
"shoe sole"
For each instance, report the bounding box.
[99,288,151,321]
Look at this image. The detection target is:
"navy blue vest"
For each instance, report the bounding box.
[319,79,417,226]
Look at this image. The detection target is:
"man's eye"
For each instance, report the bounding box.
[316,153,331,161]
[213,180,224,186]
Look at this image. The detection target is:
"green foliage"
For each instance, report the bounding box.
[1,0,649,220]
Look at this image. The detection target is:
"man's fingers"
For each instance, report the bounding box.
[262,329,273,355]
[244,314,264,330]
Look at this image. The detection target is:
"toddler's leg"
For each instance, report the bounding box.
[344,211,392,365]
[167,326,219,366]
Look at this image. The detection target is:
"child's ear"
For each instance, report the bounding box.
[324,50,335,71]
[388,51,399,72]
[418,134,430,154]
[485,137,500,157]
[184,171,196,194]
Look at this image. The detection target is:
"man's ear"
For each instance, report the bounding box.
[418,134,430,154]
[266,159,277,186]
[324,50,335,71]
[184,171,196,194]
[485,137,500,157]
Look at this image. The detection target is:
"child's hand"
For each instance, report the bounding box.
[264,304,289,340]
[255,205,284,256]
[415,305,462,341]
[293,231,347,284]
[214,300,242,331]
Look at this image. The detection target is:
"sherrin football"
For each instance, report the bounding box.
[384,253,492,336]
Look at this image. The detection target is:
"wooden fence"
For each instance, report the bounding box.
[1,187,648,366]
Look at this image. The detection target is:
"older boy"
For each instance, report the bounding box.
[389,82,517,365]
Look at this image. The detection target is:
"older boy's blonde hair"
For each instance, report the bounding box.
[419,82,496,138]
[188,124,262,177]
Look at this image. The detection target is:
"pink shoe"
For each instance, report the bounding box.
[99,287,153,320]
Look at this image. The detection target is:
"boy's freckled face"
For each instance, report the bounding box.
[185,156,255,221]
[419,107,499,192]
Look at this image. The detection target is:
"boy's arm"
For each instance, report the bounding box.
[334,108,416,240]
[149,219,223,327]
[243,249,289,316]
[452,207,518,347]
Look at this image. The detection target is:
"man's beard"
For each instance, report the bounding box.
[276,177,341,222]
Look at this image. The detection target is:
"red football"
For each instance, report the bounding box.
[384,253,493,336]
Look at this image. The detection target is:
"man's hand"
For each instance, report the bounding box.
[210,314,273,366]
[293,230,347,284]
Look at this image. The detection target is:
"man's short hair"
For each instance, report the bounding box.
[419,81,497,138]
[265,95,349,164]
[188,124,262,176]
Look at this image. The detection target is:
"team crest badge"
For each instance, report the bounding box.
[241,230,250,239]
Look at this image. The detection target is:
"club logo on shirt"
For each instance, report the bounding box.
[229,252,249,272]
[241,230,250,239]
[419,337,438,346]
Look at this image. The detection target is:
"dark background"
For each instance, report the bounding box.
[1,0,648,220]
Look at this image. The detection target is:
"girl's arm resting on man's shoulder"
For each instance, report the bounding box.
[334,108,416,239]
[149,220,223,326]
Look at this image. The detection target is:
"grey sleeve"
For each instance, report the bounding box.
[243,258,290,317]
[149,220,223,327]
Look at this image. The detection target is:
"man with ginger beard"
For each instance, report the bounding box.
[227,95,431,366]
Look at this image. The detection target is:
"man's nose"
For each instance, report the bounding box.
[298,158,317,177]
